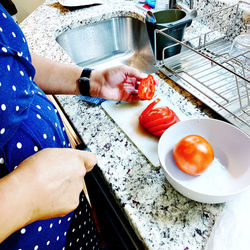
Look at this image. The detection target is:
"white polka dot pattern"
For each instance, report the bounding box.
[1,104,6,111]
[64,193,101,249]
[2,46,7,53]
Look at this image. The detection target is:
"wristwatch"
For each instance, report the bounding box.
[78,68,93,96]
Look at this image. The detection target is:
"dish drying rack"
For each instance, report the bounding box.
[155,1,250,136]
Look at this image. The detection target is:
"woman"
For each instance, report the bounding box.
[0,3,146,249]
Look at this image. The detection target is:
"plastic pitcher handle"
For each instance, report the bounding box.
[146,10,157,23]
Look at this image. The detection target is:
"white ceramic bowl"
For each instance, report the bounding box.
[158,118,250,204]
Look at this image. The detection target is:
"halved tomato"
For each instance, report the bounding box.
[138,75,156,100]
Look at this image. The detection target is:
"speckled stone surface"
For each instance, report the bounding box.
[19,0,246,249]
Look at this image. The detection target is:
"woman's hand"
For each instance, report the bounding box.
[89,65,147,102]
[0,148,97,242]
[18,148,96,220]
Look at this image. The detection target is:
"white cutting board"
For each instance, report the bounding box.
[101,98,188,168]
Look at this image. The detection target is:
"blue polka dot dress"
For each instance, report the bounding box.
[0,4,101,250]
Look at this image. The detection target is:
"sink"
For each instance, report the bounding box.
[56,16,156,73]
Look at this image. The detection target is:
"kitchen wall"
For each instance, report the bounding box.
[12,0,44,23]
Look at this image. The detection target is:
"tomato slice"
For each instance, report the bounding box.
[152,129,166,136]
[139,99,179,136]
[141,109,173,126]
[138,75,156,100]
[173,135,214,176]
[139,98,160,123]
[147,116,179,132]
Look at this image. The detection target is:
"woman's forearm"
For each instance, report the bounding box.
[0,172,32,243]
[31,53,82,95]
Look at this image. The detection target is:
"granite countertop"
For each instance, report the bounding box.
[19,0,245,249]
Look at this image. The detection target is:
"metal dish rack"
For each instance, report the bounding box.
[155,1,250,136]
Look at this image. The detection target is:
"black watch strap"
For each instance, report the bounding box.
[78,68,93,97]
[81,68,93,78]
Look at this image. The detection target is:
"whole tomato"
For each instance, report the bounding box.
[173,135,214,176]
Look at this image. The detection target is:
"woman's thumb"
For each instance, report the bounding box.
[78,150,97,172]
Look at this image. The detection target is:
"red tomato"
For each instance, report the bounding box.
[139,98,179,136]
[173,135,214,176]
[138,75,156,100]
